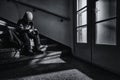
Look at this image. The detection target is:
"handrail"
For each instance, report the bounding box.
[10,0,70,21]
[0,17,17,27]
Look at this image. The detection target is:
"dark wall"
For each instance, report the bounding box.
[0,0,19,23]
[0,0,73,49]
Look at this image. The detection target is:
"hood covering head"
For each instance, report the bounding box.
[23,11,33,22]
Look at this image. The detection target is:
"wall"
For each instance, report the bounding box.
[0,0,73,48]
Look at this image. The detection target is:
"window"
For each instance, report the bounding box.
[77,0,87,43]
[95,0,116,45]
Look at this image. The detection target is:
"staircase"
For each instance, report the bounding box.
[39,34,71,52]
[0,34,71,65]
[0,17,71,64]
[37,34,71,60]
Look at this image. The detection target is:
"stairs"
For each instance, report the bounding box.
[0,33,71,64]
[0,17,71,64]
[39,34,71,53]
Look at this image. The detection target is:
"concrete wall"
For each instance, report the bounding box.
[0,0,73,48]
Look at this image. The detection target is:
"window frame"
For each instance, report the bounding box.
[76,0,88,43]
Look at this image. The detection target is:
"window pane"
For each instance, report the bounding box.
[77,8,87,26]
[77,0,87,11]
[96,0,116,21]
[96,19,116,45]
[77,27,87,43]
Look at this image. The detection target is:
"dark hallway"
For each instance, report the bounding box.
[0,0,120,80]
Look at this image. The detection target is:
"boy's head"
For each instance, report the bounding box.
[23,11,33,22]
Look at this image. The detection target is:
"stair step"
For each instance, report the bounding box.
[47,51,62,56]
[46,44,67,51]
[42,55,61,61]
[0,51,62,64]
[40,38,55,44]
[39,58,65,64]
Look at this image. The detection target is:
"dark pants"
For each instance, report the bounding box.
[3,29,22,48]
[19,30,41,51]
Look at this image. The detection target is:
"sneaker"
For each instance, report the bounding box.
[38,45,48,52]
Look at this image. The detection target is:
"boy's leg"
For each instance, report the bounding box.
[21,32,34,55]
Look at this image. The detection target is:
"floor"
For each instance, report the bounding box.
[0,53,120,80]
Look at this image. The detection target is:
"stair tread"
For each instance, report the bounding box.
[0,51,62,64]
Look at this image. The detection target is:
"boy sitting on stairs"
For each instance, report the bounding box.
[17,11,48,55]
